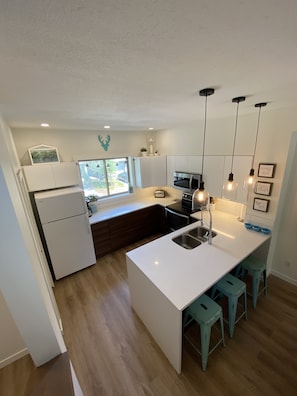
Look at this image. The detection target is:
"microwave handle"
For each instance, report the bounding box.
[189,174,193,183]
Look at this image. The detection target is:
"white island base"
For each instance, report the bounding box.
[127,258,183,373]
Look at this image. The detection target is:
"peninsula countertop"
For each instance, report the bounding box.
[126,209,271,311]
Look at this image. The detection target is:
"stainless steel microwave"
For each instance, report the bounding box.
[173,171,202,192]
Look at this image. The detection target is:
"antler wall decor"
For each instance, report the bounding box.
[98,134,111,151]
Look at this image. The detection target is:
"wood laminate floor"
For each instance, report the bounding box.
[1,236,297,395]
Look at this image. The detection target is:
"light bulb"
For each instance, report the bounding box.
[227,181,234,191]
[222,174,238,200]
[198,191,205,201]
[247,176,254,185]
[192,182,209,211]
[244,168,256,191]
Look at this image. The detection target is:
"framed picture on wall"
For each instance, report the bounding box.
[255,181,273,196]
[253,198,270,213]
[28,145,60,165]
[258,163,276,178]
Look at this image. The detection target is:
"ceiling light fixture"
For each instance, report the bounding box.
[244,102,267,191]
[192,87,215,209]
[222,96,246,200]
[104,125,110,129]
[41,123,49,127]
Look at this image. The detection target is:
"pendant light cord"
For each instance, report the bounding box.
[230,96,246,175]
[251,106,261,169]
[199,87,214,181]
[201,94,208,175]
[230,101,240,173]
[251,102,267,169]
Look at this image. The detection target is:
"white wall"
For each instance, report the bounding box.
[12,128,153,165]
[155,114,257,156]
[0,116,66,367]
[0,291,27,368]
[157,106,294,158]
[268,131,297,285]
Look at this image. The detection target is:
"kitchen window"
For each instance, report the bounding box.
[78,157,132,198]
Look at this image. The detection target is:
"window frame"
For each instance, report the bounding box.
[77,156,133,199]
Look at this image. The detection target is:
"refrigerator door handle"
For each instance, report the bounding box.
[80,191,87,209]
[84,213,91,234]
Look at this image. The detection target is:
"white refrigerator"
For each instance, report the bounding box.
[35,187,96,280]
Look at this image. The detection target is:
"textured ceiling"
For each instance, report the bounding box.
[1,0,297,131]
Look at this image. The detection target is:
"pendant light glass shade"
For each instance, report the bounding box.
[192,181,209,209]
[192,88,214,211]
[244,102,267,191]
[222,96,246,200]
[222,172,238,201]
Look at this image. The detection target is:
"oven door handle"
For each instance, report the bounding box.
[165,208,191,231]
[165,208,190,220]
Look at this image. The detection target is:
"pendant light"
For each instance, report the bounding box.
[222,96,246,200]
[244,102,267,191]
[192,87,215,210]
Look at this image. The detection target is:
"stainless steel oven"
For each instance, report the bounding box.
[165,192,199,231]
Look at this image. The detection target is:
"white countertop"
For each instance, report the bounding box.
[126,210,271,311]
[89,196,177,224]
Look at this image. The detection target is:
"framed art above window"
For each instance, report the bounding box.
[258,163,276,178]
[255,181,273,196]
[28,145,60,165]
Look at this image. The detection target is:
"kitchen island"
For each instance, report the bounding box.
[126,210,271,374]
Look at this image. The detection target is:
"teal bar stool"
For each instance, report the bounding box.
[211,273,247,338]
[240,256,267,308]
[183,294,225,371]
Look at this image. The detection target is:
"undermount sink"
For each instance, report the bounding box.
[172,234,202,249]
[172,226,217,249]
[188,226,217,242]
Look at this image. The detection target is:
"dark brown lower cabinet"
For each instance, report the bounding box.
[91,205,167,258]
[91,219,111,258]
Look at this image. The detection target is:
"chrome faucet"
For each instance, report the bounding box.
[198,205,213,245]
[192,195,213,245]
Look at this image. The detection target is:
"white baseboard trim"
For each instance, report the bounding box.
[0,348,28,369]
[270,270,297,287]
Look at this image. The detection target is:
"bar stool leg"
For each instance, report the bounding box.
[228,296,238,338]
[263,269,267,295]
[244,290,248,320]
[220,314,226,347]
[200,323,211,371]
[252,271,261,308]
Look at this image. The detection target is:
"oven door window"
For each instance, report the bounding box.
[165,208,190,231]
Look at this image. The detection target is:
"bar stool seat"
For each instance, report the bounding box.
[183,294,225,371]
[241,256,267,308]
[211,273,247,338]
